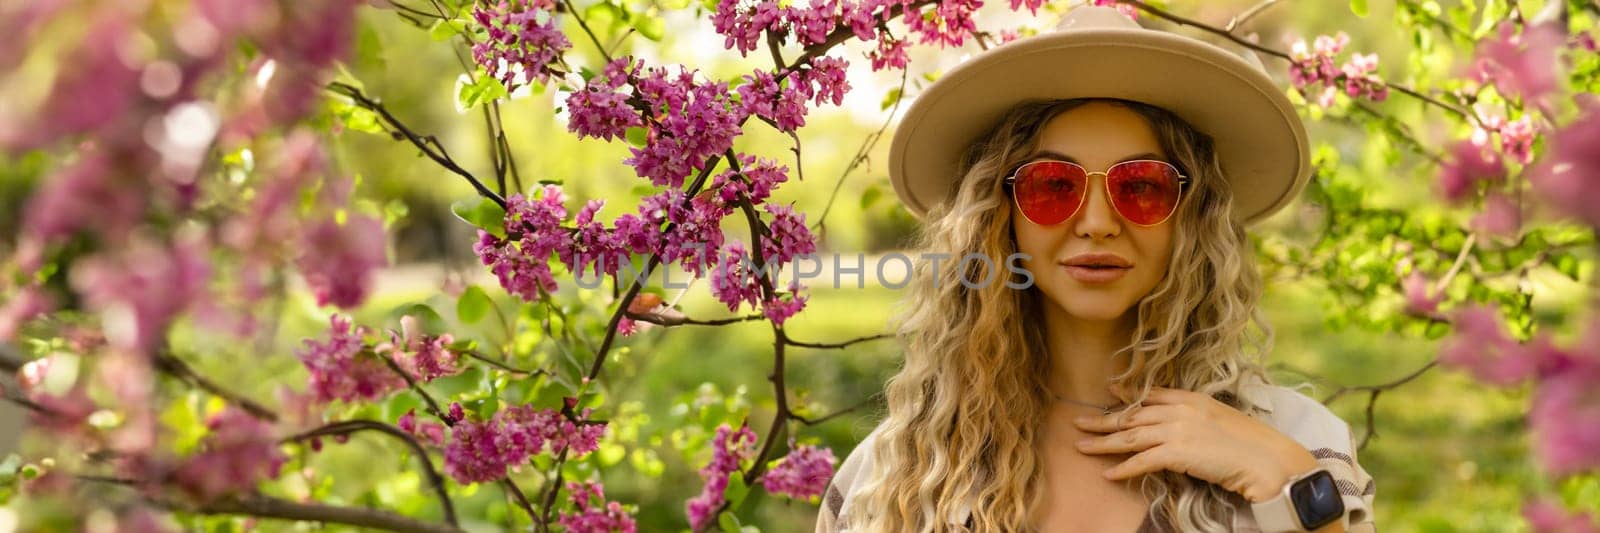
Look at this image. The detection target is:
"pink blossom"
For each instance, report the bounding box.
[709,242,766,313]
[1525,318,1600,475]
[867,37,909,71]
[1523,498,1600,533]
[562,199,632,284]
[26,387,96,436]
[377,315,462,382]
[69,234,212,354]
[564,57,645,141]
[759,441,836,499]
[475,188,573,302]
[1472,21,1565,106]
[1438,138,1506,203]
[0,0,66,73]
[1091,0,1138,20]
[296,314,408,403]
[1400,271,1440,317]
[1527,96,1600,228]
[1497,115,1538,165]
[1287,31,1386,105]
[298,213,388,309]
[18,148,146,259]
[799,56,851,107]
[442,404,607,484]
[1469,193,1520,238]
[398,408,447,446]
[559,480,638,533]
[738,69,811,132]
[711,0,786,56]
[471,0,571,90]
[761,203,817,266]
[686,423,759,531]
[625,66,746,188]
[172,407,287,502]
[1438,305,1557,386]
[902,0,981,48]
[4,14,142,152]
[654,191,730,277]
[0,285,53,341]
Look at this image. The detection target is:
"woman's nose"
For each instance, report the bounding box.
[1073,173,1121,240]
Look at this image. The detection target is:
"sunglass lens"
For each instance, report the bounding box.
[1014,162,1084,225]
[1108,161,1182,225]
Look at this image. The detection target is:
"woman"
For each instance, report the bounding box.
[814,5,1377,533]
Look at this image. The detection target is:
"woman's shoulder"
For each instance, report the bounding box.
[819,422,887,529]
[1242,380,1358,453]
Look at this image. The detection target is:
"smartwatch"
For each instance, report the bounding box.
[1249,467,1346,532]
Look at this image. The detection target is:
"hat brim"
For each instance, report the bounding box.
[887,27,1310,226]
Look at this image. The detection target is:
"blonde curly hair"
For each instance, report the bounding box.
[850,97,1278,532]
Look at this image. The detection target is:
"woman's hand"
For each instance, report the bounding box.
[1071,383,1320,503]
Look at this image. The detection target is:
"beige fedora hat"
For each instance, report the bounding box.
[887,4,1311,226]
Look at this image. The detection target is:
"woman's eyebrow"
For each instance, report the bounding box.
[1028,150,1165,164]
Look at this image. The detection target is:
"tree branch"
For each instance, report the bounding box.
[283,420,459,527]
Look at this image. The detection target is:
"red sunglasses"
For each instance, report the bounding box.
[1003,159,1191,227]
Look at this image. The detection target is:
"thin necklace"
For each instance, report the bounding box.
[1051,392,1127,415]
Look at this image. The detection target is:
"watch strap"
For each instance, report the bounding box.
[1250,467,1349,532]
[1250,487,1305,533]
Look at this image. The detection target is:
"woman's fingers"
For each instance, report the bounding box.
[1072,404,1176,433]
[1075,424,1169,455]
[1102,445,1176,480]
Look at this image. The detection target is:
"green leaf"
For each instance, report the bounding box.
[393,303,450,335]
[718,511,742,533]
[632,15,665,41]
[880,87,903,111]
[625,126,649,147]
[860,185,882,210]
[457,285,495,324]
[1350,0,1368,17]
[429,18,469,42]
[725,472,751,509]
[451,197,508,239]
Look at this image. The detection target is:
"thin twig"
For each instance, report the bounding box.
[785,333,895,350]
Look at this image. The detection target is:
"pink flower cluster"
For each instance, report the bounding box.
[296,214,388,309]
[1523,498,1600,533]
[758,441,836,500]
[686,423,759,531]
[712,0,1007,72]
[297,313,466,404]
[558,480,638,533]
[398,408,447,446]
[563,57,646,142]
[379,315,462,382]
[735,57,853,132]
[1439,305,1600,475]
[297,314,408,403]
[1528,96,1600,229]
[1287,32,1388,107]
[1438,137,1507,203]
[476,187,573,301]
[1091,0,1139,20]
[442,405,608,484]
[1471,21,1566,106]
[629,65,746,188]
[172,407,286,502]
[471,0,572,90]
[69,234,211,354]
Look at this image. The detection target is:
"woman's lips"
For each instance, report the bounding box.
[1064,264,1129,283]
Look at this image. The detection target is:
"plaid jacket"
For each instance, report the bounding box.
[813,381,1378,532]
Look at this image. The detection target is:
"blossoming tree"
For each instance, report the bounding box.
[0,0,1597,531]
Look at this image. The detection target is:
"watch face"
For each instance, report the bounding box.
[1289,469,1346,529]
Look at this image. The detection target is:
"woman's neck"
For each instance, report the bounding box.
[1041,301,1138,407]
